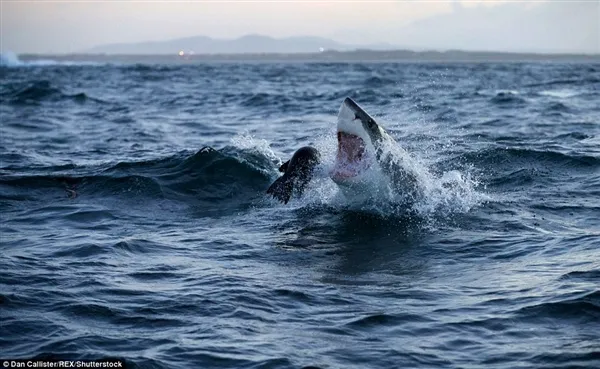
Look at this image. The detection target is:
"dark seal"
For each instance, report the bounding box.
[267,146,321,204]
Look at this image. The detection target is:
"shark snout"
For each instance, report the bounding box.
[343,97,361,113]
[341,97,373,125]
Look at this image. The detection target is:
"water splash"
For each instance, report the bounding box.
[0,51,22,66]
[0,50,101,67]
[279,126,487,219]
[229,132,283,170]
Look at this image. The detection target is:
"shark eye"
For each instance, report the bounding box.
[368,119,375,127]
[354,113,360,120]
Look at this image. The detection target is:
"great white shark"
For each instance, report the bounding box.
[267,97,421,204]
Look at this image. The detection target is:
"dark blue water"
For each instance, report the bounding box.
[1,59,599,368]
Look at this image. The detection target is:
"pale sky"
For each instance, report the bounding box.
[1,0,599,54]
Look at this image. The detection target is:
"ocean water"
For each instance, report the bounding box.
[1,57,599,368]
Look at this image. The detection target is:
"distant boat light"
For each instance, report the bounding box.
[319,47,325,52]
[178,50,185,56]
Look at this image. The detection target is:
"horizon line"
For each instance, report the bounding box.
[14,48,600,58]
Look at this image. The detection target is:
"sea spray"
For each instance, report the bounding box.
[241,124,487,218]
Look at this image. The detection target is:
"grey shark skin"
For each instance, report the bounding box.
[266,146,320,204]
[338,97,420,194]
[341,96,384,143]
[267,97,419,204]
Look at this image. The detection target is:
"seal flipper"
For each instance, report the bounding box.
[266,174,294,204]
[279,160,290,173]
[267,146,321,204]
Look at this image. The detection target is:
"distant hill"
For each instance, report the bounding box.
[87,34,395,55]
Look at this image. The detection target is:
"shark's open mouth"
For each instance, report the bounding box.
[331,132,371,180]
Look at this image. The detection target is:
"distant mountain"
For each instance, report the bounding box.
[87,34,395,55]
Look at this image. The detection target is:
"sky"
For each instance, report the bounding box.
[1,0,599,54]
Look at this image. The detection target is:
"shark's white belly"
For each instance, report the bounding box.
[329,165,391,203]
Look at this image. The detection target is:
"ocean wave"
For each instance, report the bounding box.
[363,75,395,88]
[538,89,580,99]
[0,51,102,68]
[5,80,61,102]
[0,174,163,201]
[544,101,573,114]
[560,270,600,282]
[328,88,383,104]
[240,92,292,107]
[490,91,527,105]
[154,146,273,203]
[461,147,600,170]
[525,78,599,88]
[0,147,274,213]
[260,66,290,79]
[2,80,105,105]
[122,63,179,73]
[517,290,600,320]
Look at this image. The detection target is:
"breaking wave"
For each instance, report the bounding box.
[0,51,101,67]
